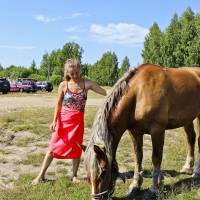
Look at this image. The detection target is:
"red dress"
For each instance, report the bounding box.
[49,80,87,159]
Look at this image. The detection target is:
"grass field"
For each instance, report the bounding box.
[1,94,200,199]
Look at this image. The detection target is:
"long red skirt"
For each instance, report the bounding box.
[49,108,84,159]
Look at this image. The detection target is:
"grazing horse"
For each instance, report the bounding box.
[84,64,200,200]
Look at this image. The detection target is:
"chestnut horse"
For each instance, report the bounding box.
[84,64,200,200]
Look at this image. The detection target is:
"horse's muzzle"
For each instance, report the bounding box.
[91,181,115,200]
[91,190,109,200]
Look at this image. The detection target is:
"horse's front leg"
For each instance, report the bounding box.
[180,123,195,174]
[128,130,143,196]
[149,126,165,195]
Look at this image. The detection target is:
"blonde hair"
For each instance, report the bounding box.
[64,58,80,81]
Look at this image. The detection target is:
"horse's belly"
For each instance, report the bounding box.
[167,97,200,129]
[166,114,198,129]
[166,120,188,129]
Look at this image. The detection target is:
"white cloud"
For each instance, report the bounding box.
[34,14,60,23]
[90,23,149,46]
[0,45,35,50]
[64,26,82,33]
[34,12,86,23]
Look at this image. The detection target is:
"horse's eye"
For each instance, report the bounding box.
[99,168,107,178]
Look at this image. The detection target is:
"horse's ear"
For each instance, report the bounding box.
[81,144,86,152]
[93,144,106,158]
[77,142,86,152]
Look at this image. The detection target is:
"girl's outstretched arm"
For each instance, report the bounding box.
[87,80,107,96]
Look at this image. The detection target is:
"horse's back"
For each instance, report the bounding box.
[129,64,200,130]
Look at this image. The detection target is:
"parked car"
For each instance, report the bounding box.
[36,81,53,92]
[16,81,37,93]
[0,78,10,94]
[10,83,20,92]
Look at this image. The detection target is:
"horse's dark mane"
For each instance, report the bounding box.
[85,67,138,166]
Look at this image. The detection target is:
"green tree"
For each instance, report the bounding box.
[81,63,89,78]
[176,7,196,66]
[50,42,83,85]
[142,23,163,65]
[30,60,37,73]
[0,70,6,77]
[4,65,31,80]
[0,64,3,71]
[40,53,50,79]
[161,14,181,67]
[40,52,56,81]
[118,56,130,78]
[88,52,118,86]
[186,13,200,66]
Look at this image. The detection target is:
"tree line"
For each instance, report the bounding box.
[0,42,130,86]
[0,7,200,86]
[142,7,200,67]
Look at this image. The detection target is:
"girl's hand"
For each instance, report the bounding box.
[106,89,111,95]
[50,121,57,132]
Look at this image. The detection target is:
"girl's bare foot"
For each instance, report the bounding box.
[31,176,45,185]
[72,176,81,183]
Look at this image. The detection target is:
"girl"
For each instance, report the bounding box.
[32,58,107,184]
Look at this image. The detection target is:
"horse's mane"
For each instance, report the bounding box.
[85,67,138,165]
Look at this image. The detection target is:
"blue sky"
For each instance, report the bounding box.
[0,0,200,68]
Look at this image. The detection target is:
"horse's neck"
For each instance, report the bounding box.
[110,116,130,156]
[110,93,136,155]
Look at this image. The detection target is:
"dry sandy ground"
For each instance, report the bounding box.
[0,94,104,113]
[0,94,104,189]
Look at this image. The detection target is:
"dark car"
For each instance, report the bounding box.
[36,81,53,92]
[16,81,37,93]
[0,78,10,94]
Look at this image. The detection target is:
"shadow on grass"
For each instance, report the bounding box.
[111,170,200,200]
[118,169,180,181]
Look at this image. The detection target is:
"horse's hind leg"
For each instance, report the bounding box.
[128,130,143,196]
[180,122,196,174]
[193,117,200,177]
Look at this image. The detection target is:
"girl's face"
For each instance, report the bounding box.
[67,67,81,82]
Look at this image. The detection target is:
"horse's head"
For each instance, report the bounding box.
[85,144,117,200]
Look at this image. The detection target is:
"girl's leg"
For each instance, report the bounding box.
[32,150,53,185]
[71,158,80,182]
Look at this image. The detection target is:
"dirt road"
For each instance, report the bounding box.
[0,94,104,113]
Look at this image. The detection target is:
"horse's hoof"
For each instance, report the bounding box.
[128,186,140,198]
[180,167,193,174]
[192,172,200,178]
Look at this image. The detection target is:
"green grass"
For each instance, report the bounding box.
[0,105,99,139]
[16,153,45,166]
[15,136,36,147]
[0,108,53,137]
[0,174,91,200]
[2,128,200,199]
[1,99,200,199]
[84,106,99,128]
